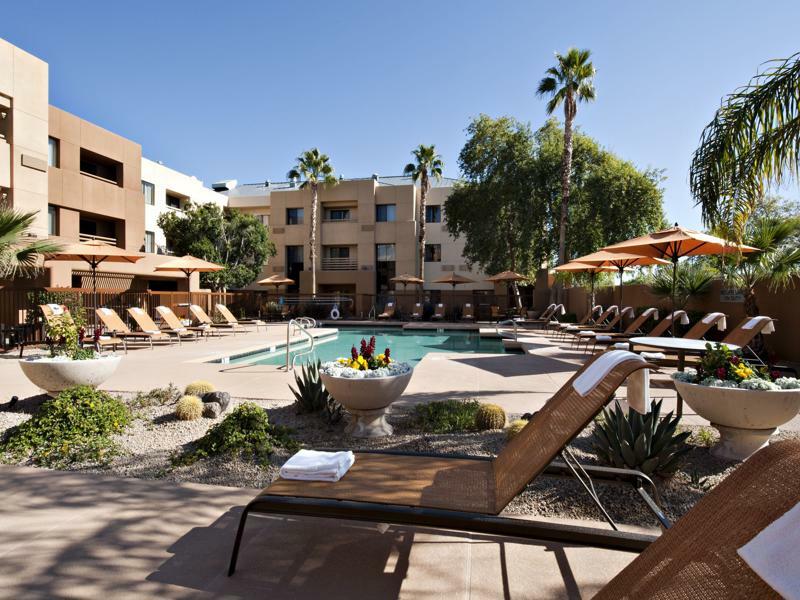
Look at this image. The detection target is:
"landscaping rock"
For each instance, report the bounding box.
[202,402,223,419]
[203,391,230,411]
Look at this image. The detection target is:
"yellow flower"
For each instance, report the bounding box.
[356,356,368,370]
[349,359,359,369]
[337,358,348,365]
[734,365,754,379]
[376,353,385,362]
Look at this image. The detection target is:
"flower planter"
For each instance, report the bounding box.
[19,355,122,396]
[320,368,413,438]
[674,380,800,461]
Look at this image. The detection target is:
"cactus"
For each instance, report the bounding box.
[593,399,691,477]
[506,419,528,440]
[475,403,506,430]
[289,361,343,424]
[184,380,216,396]
[175,395,204,421]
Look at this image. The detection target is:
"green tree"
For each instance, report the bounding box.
[287,148,337,296]
[157,203,275,290]
[689,53,800,241]
[648,260,716,310]
[536,47,596,275]
[0,205,61,279]
[403,145,444,281]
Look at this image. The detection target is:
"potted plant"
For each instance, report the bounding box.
[18,309,122,396]
[319,336,413,437]
[672,343,800,460]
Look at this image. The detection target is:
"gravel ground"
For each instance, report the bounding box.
[2,391,797,528]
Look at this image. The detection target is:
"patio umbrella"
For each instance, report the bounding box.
[257,274,296,289]
[154,255,224,308]
[602,224,759,334]
[571,250,669,308]
[45,240,144,325]
[485,271,529,310]
[433,272,475,317]
[553,261,617,311]
[390,273,425,310]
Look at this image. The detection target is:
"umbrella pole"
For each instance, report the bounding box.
[590,271,596,313]
[670,258,678,336]
[92,261,98,331]
[618,266,624,332]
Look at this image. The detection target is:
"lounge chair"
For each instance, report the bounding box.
[559,305,617,340]
[189,304,240,334]
[461,303,475,321]
[156,306,210,340]
[410,303,422,320]
[432,303,445,320]
[590,308,660,352]
[228,351,665,576]
[526,303,558,328]
[570,307,633,350]
[595,439,800,599]
[607,309,688,351]
[96,307,171,350]
[555,305,603,340]
[216,303,266,331]
[490,305,503,323]
[377,302,395,320]
[127,307,191,345]
[33,304,126,355]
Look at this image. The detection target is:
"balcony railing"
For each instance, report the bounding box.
[322,217,356,223]
[79,233,118,246]
[322,257,358,271]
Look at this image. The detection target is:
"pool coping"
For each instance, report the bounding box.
[187,328,339,364]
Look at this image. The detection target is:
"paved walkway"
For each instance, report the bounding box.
[0,466,639,599]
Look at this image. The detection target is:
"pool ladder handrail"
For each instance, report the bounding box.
[496,319,519,341]
[284,318,315,370]
[295,316,317,329]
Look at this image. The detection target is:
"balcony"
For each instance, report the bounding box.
[0,137,9,188]
[322,257,358,271]
[79,233,118,246]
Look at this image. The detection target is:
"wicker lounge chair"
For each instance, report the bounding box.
[156,306,210,340]
[127,307,191,345]
[377,302,395,320]
[570,307,633,350]
[410,303,422,320]
[461,303,475,321]
[555,305,603,340]
[228,351,666,576]
[26,304,126,355]
[590,308,660,352]
[595,439,800,599]
[189,304,240,334]
[526,303,559,329]
[559,305,617,341]
[96,307,171,349]
[432,303,446,320]
[216,303,266,331]
[490,305,503,322]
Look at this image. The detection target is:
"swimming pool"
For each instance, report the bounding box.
[216,327,506,367]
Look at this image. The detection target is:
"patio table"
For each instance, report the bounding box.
[628,337,741,417]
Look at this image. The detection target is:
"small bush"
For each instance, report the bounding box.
[174,402,297,466]
[175,395,204,421]
[184,381,216,396]
[413,399,481,433]
[130,383,180,408]
[506,419,528,440]
[692,427,717,448]
[289,361,343,424]
[475,404,506,430]
[1,385,131,467]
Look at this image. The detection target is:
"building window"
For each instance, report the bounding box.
[144,231,155,253]
[425,205,442,223]
[286,207,304,225]
[48,137,60,168]
[325,208,350,221]
[286,245,304,292]
[256,214,269,226]
[80,148,122,185]
[376,243,396,292]
[142,181,155,205]
[47,205,58,236]
[166,193,183,209]
[325,246,350,259]
[424,243,442,262]
[376,204,396,222]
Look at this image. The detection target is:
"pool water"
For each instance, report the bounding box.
[220,327,506,367]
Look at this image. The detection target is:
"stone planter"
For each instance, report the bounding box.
[675,380,800,461]
[19,355,122,396]
[320,369,413,438]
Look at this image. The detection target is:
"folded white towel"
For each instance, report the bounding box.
[145,330,161,335]
[578,331,596,337]
[596,335,613,343]
[702,312,727,331]
[641,351,666,361]
[573,351,645,397]
[157,305,173,314]
[626,368,650,415]
[613,342,630,350]
[565,325,578,331]
[556,304,566,315]
[100,307,113,315]
[738,501,800,600]
[131,307,144,314]
[743,316,775,334]
[666,310,690,325]
[280,450,355,482]
[642,307,659,320]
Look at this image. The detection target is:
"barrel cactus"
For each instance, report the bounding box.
[506,419,528,440]
[175,395,204,421]
[475,403,506,430]
[185,380,216,396]
[593,399,691,477]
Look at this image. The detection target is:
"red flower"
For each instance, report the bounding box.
[730,356,740,365]
[771,370,781,380]
[716,367,727,379]
[351,345,358,360]
[384,347,391,359]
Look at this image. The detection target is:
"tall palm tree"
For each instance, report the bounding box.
[690,53,800,242]
[403,144,444,281]
[287,149,337,296]
[0,206,61,279]
[536,48,596,276]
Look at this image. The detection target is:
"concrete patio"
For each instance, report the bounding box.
[0,465,640,599]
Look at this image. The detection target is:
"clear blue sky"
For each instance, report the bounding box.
[3,0,799,229]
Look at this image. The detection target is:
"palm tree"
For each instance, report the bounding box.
[690,53,800,242]
[536,48,596,275]
[287,149,337,296]
[0,206,61,279]
[403,145,444,281]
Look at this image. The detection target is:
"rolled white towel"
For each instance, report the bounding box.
[613,342,630,350]
[145,330,161,335]
[280,450,355,482]
[596,335,613,343]
[641,351,666,361]
[578,331,596,337]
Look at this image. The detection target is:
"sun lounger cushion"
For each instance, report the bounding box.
[737,501,800,599]
[279,450,355,482]
[702,312,727,330]
[573,350,645,397]
[641,351,666,361]
[742,316,774,334]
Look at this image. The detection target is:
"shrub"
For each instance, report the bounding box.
[1,385,131,467]
[289,361,342,424]
[413,399,481,433]
[475,404,506,430]
[593,399,690,477]
[506,419,528,440]
[175,395,203,420]
[174,402,297,466]
[184,381,216,396]
[130,383,180,408]
[692,427,716,448]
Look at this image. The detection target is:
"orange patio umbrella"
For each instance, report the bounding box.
[571,250,670,308]
[257,274,296,289]
[154,254,224,306]
[433,272,475,312]
[553,261,617,310]
[602,224,759,333]
[390,273,425,291]
[485,270,529,309]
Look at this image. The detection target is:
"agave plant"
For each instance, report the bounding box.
[593,399,690,477]
[289,361,342,424]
